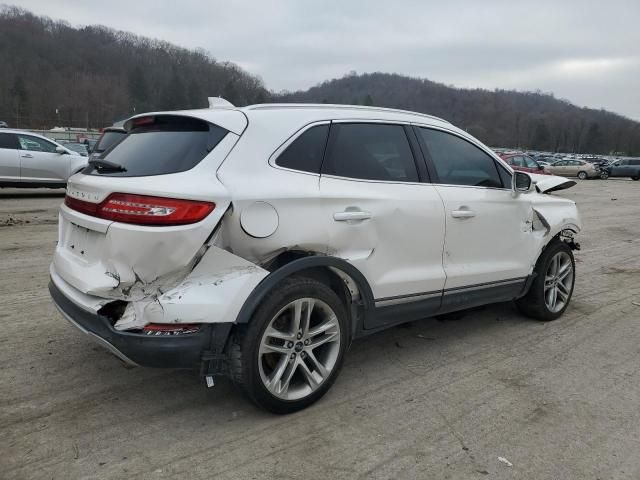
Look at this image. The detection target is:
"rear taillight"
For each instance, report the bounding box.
[65,193,215,226]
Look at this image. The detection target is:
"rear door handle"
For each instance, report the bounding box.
[451,209,475,219]
[333,210,372,222]
[21,153,33,158]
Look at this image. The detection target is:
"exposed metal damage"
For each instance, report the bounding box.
[113,246,269,330]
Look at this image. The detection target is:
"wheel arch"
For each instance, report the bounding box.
[234,254,375,333]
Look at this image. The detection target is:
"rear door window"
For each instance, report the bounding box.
[511,156,525,167]
[417,128,503,188]
[322,123,419,182]
[523,156,539,168]
[86,115,227,177]
[276,124,329,174]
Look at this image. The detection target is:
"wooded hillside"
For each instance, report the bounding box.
[275,72,640,155]
[0,6,268,129]
[1,6,638,154]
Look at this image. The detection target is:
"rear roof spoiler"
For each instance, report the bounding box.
[208,97,235,108]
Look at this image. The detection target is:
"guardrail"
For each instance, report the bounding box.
[28,129,102,143]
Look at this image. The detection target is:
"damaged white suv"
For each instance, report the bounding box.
[49,102,581,413]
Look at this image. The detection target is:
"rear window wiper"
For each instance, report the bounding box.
[88,158,127,172]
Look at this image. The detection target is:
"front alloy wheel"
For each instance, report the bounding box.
[516,239,575,321]
[543,251,574,313]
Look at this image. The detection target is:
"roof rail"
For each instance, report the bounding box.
[244,103,450,124]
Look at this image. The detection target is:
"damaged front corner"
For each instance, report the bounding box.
[532,208,551,235]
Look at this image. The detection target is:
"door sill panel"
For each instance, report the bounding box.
[363,277,528,331]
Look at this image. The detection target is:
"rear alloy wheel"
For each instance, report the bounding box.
[577,171,588,180]
[230,277,348,413]
[258,298,341,401]
[516,239,575,321]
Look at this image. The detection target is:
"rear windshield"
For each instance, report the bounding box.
[85,116,227,177]
[94,130,126,153]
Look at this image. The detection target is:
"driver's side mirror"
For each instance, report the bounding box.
[512,171,533,194]
[55,146,67,155]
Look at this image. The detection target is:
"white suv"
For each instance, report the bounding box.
[49,103,581,413]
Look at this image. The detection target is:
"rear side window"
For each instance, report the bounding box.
[0,133,18,149]
[87,116,227,177]
[322,123,418,182]
[276,124,329,174]
[418,128,503,188]
[94,130,126,153]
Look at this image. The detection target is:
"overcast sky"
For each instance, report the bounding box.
[13,0,640,120]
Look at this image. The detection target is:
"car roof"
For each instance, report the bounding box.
[0,129,62,143]
[241,103,450,125]
[125,103,454,136]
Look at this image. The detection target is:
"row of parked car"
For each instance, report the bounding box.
[498,151,640,181]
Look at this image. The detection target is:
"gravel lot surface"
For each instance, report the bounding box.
[1,180,639,479]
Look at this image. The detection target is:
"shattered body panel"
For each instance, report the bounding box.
[114,247,268,330]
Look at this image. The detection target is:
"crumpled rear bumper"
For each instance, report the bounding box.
[49,280,232,369]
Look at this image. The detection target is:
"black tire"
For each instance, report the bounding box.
[577,171,588,180]
[600,172,609,180]
[229,276,348,414]
[516,239,575,321]
[632,176,639,181]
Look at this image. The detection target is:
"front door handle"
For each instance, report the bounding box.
[333,210,372,222]
[21,153,33,158]
[451,208,475,219]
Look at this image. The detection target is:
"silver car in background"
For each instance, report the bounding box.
[0,129,86,188]
[543,159,600,179]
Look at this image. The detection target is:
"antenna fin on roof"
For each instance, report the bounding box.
[208,97,235,108]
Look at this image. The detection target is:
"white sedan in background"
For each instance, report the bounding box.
[0,129,86,188]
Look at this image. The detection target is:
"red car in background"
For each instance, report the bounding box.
[500,153,550,175]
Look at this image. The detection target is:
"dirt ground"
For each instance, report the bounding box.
[1,180,639,480]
